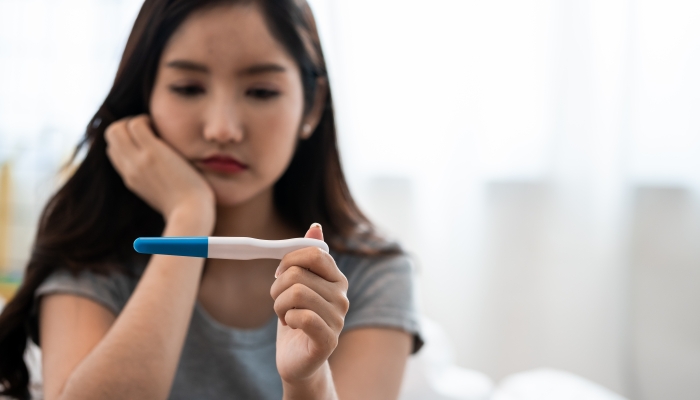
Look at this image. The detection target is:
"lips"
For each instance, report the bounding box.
[198,155,248,174]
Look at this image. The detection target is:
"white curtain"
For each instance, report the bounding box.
[1,1,699,399]
[309,0,700,399]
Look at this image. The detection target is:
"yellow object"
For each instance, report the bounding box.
[0,280,19,302]
[0,161,11,274]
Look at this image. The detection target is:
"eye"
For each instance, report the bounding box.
[169,84,205,97]
[246,88,280,99]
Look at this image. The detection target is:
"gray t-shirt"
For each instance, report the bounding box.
[33,251,422,399]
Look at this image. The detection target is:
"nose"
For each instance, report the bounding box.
[202,96,244,144]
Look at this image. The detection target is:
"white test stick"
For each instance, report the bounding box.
[133,237,328,260]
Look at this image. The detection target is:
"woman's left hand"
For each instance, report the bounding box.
[270,224,349,391]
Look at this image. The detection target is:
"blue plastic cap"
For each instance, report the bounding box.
[133,237,208,258]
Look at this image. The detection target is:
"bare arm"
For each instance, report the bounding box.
[41,115,217,400]
[329,328,412,400]
[41,211,212,400]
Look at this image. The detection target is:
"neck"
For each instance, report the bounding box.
[200,188,295,328]
[213,188,297,239]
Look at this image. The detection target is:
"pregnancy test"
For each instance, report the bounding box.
[133,237,328,260]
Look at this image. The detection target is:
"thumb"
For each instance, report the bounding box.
[305,222,324,241]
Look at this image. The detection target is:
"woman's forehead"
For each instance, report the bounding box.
[161,3,297,73]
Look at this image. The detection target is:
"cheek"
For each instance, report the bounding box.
[150,88,200,152]
[249,102,303,178]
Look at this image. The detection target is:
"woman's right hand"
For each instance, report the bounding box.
[105,114,215,228]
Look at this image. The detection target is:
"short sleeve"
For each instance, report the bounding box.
[29,267,139,345]
[337,253,424,353]
[34,268,137,316]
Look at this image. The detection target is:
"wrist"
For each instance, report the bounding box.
[164,201,215,237]
[282,362,337,400]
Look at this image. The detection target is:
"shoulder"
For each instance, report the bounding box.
[35,261,145,316]
[333,251,415,309]
[334,251,414,281]
[332,250,423,352]
[334,251,415,303]
[29,261,144,344]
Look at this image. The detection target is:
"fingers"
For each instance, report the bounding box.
[126,115,157,148]
[284,309,337,350]
[105,118,136,151]
[275,223,332,280]
[105,118,139,173]
[276,247,346,285]
[104,115,154,150]
[105,115,161,167]
[104,115,165,193]
[272,235,349,336]
[271,266,338,303]
[273,283,345,331]
[304,223,324,241]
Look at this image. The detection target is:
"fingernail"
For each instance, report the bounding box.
[310,222,322,231]
[274,265,281,278]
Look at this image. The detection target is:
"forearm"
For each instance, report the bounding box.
[283,362,338,400]
[57,210,211,400]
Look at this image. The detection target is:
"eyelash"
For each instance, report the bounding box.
[169,86,280,100]
[169,85,204,97]
[246,88,280,99]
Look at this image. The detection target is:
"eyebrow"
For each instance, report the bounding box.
[165,60,287,76]
[166,60,209,73]
[240,63,287,75]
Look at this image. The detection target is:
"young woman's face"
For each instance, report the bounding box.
[150,4,307,206]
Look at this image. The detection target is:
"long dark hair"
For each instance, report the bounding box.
[0,0,397,397]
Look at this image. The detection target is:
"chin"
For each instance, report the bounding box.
[209,181,269,208]
[203,170,279,209]
[212,189,254,207]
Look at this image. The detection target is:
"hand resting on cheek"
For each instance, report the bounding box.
[104,114,216,226]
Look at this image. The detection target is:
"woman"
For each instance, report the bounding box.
[0,0,422,399]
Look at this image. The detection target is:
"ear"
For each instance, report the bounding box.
[300,77,328,140]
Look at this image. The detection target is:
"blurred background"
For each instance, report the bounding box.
[1,0,699,399]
